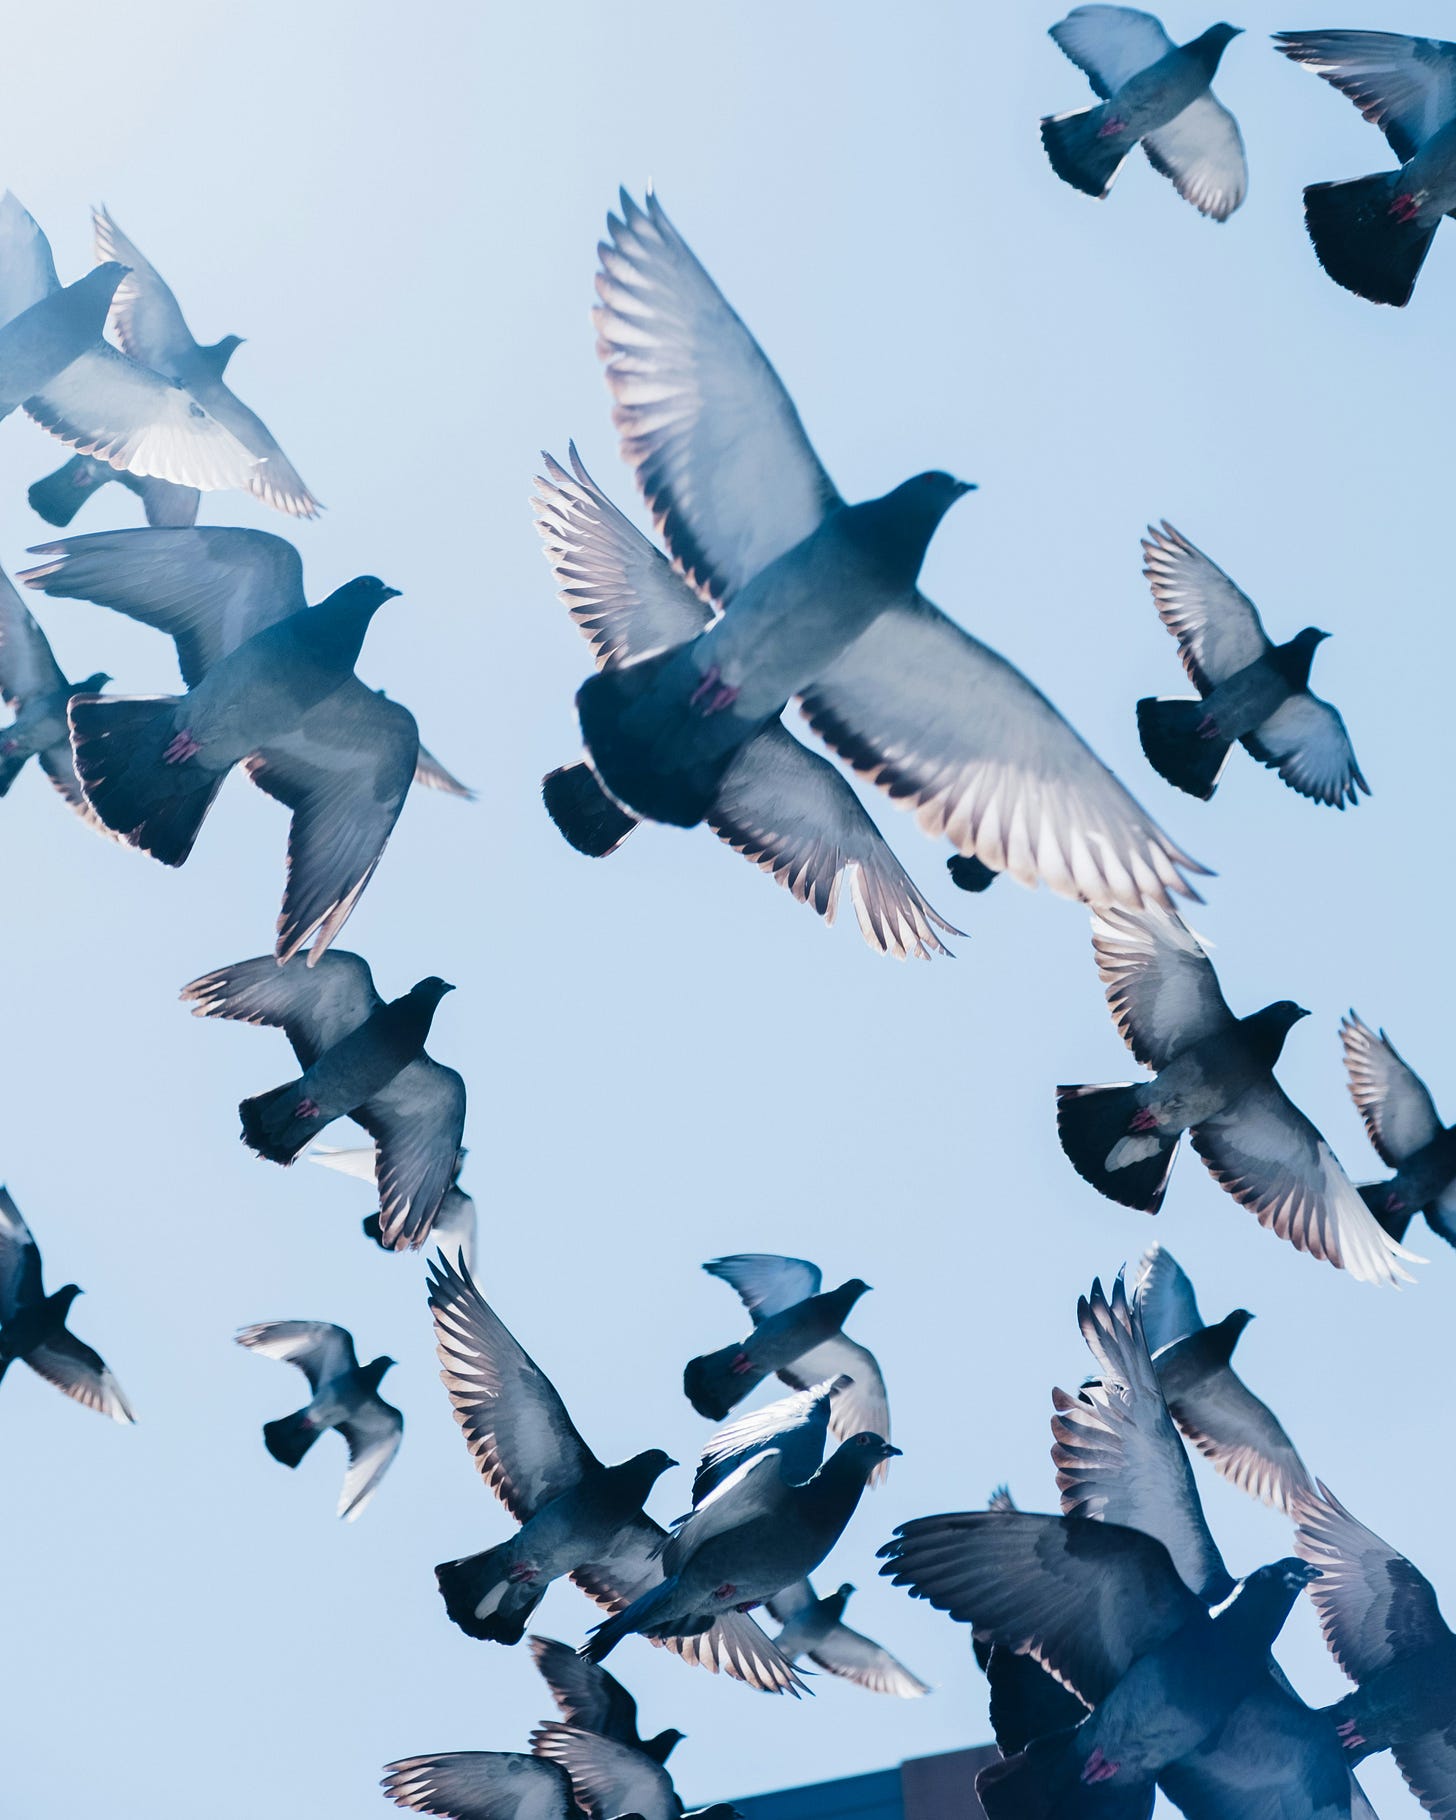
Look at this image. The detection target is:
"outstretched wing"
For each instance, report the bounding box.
[1274,31,1456,164]
[1340,1011,1443,1167]
[1141,522,1269,694]
[1049,7,1175,98]
[1242,694,1368,809]
[180,950,380,1069]
[235,1319,358,1391]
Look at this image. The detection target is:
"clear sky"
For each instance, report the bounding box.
[2,4,1450,1816]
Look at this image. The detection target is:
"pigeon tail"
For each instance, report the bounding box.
[68,694,225,866]
[1040,105,1133,200]
[1303,173,1437,309]
[28,454,112,528]
[582,1576,680,1663]
[1135,698,1231,801]
[435,1543,546,1644]
[978,1730,1147,1820]
[262,1407,321,1469]
[1057,1082,1179,1213]
[1357,1180,1414,1244]
[239,1080,324,1166]
[542,761,639,857]
[684,1341,771,1422]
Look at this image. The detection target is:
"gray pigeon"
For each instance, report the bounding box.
[0,193,258,492]
[29,451,199,531]
[535,448,959,960]
[182,952,464,1249]
[308,1141,477,1269]
[1137,523,1367,807]
[1276,31,1456,307]
[0,566,109,824]
[21,526,470,960]
[1042,9,1247,218]
[765,1579,930,1698]
[0,1187,133,1423]
[381,1752,577,1820]
[575,192,1204,913]
[1341,1011,1456,1250]
[235,1319,401,1520]
[528,1636,684,1766]
[1132,1242,1312,1512]
[1056,908,1414,1284]
[531,1723,738,1820]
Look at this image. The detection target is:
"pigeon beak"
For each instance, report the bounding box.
[1294,1006,1311,1022]
[952,479,977,498]
[881,1443,903,1458]
[380,585,402,603]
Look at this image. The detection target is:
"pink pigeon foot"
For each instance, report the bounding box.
[293,1098,321,1121]
[1389,193,1419,223]
[729,1352,755,1376]
[689,665,722,708]
[712,1583,738,1602]
[1197,713,1221,740]
[0,736,18,755]
[1097,116,1128,138]
[163,729,202,764]
[1082,1748,1120,1784]
[1336,1719,1366,1750]
[507,1564,538,1584]
[1385,1190,1405,1214]
[735,1600,760,1613]
[1129,1107,1159,1132]
[704,682,740,714]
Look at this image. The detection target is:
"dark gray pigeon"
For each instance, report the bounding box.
[308,1141,477,1269]
[425,1254,801,1695]
[1295,1483,1456,1816]
[531,1722,739,1820]
[1341,1011,1456,1250]
[21,526,471,959]
[535,448,959,960]
[1056,908,1414,1283]
[529,1635,684,1765]
[1138,523,1367,807]
[381,1752,578,1820]
[766,1578,930,1698]
[0,566,109,824]
[1276,31,1456,307]
[235,1318,401,1520]
[29,451,199,531]
[181,952,464,1249]
[1132,1242,1312,1512]
[0,1187,134,1423]
[576,192,1205,912]
[1041,9,1247,217]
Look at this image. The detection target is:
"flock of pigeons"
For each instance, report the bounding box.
[2,8,1455,1819]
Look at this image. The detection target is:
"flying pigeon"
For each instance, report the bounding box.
[381,1752,576,1820]
[765,1579,930,1698]
[1041,9,1247,217]
[235,1319,401,1520]
[1056,908,1416,1284]
[0,566,110,826]
[0,193,259,492]
[28,451,199,531]
[683,1256,890,1473]
[529,1635,684,1765]
[0,1187,133,1423]
[1340,1011,1456,1249]
[1275,31,1456,307]
[21,526,470,960]
[1137,523,1368,807]
[1132,1242,1312,1512]
[535,447,959,960]
[575,191,1205,912]
[531,1722,739,1820]
[181,952,465,1249]
[425,1253,801,1695]
[308,1142,477,1269]
[1294,1482,1456,1816]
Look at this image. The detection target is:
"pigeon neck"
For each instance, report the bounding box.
[294,591,382,671]
[1213,1566,1308,1658]
[1199,1310,1252,1366]
[1270,632,1322,690]
[1185,26,1238,76]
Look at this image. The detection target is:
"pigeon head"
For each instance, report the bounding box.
[828,1277,872,1320]
[1240,999,1309,1068]
[646,1728,687,1761]
[363,1355,396,1389]
[616,1447,678,1499]
[48,1283,83,1314]
[1272,626,1330,689]
[201,334,244,375]
[831,1432,902,1480]
[851,472,975,587]
[1203,1308,1253,1364]
[1226,1557,1322,1638]
[73,671,111,694]
[64,260,129,334]
[408,976,456,1007]
[1188,23,1243,70]
[299,576,403,667]
[824,1582,855,1620]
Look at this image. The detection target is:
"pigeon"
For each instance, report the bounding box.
[1137,523,1368,807]
[234,1319,401,1520]
[1041,9,1247,218]
[531,1723,738,1820]
[0,193,259,492]
[535,447,959,960]
[20,526,470,960]
[0,566,109,825]
[683,1257,890,1474]
[308,1142,477,1269]
[1275,31,1456,307]
[1294,1482,1456,1816]
[583,1430,899,1665]
[381,1751,577,1820]
[528,1635,684,1765]
[1055,907,1416,1284]
[181,952,464,1249]
[1340,1011,1456,1249]
[579,191,1205,912]
[765,1579,930,1698]
[1132,1242,1312,1511]
[425,1254,801,1695]
[0,1187,133,1423]
[28,451,199,530]
[688,1377,843,1506]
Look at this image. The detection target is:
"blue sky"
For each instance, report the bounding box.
[2,4,1451,1815]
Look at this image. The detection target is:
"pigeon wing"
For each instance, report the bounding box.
[1160,1681,1367,1820]
[1090,907,1236,1071]
[808,1618,930,1698]
[413,741,474,799]
[355,1058,467,1252]
[1167,1355,1312,1514]
[1130,1242,1204,1353]
[234,1319,358,1391]
[382,1752,572,1820]
[27,1327,135,1423]
[0,192,60,326]
[336,1394,404,1521]
[0,569,68,706]
[91,207,195,371]
[0,1189,44,1320]
[1049,7,1175,98]
[1274,31,1456,164]
[528,1722,673,1820]
[704,1253,821,1320]
[1340,1012,1443,1167]
[180,949,380,1068]
[527,1636,639,1743]
[1241,694,1369,809]
[1142,522,1270,693]
[1142,96,1249,222]
[692,1378,836,1503]
[779,1342,890,1467]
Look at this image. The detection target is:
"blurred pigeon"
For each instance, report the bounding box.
[529,1636,684,1765]
[535,448,959,960]
[182,952,464,1249]
[20,527,471,959]
[581,191,1205,912]
[766,1579,930,1698]
[1341,1011,1456,1249]
[308,1142,477,1269]
[0,566,109,825]
[235,1319,401,1520]
[0,193,258,492]
[0,1187,133,1423]
[684,1257,890,1473]
[1056,908,1415,1284]
[28,452,198,530]
[583,1430,898,1664]
[1132,1242,1312,1511]
[1042,10,1246,217]
[1275,31,1456,307]
[381,1752,577,1820]
[1295,1482,1456,1814]
[531,1722,738,1820]
[689,1377,842,1506]
[1138,523,1367,806]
